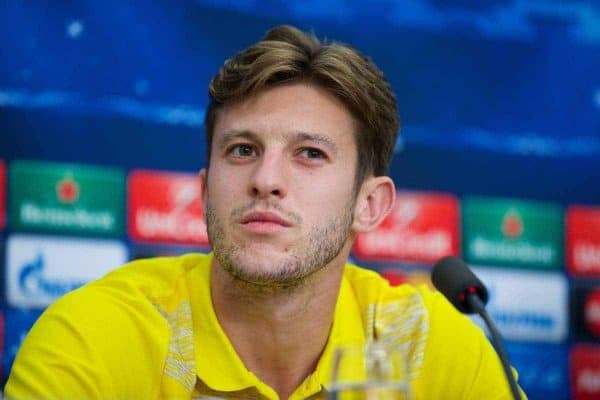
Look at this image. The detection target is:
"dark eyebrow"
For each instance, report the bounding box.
[217,130,259,148]
[293,132,338,156]
[216,129,339,155]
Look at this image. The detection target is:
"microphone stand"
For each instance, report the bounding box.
[466,293,522,400]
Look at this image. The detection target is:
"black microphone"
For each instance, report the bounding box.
[431,256,522,400]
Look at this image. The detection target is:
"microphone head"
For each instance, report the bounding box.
[431,256,489,314]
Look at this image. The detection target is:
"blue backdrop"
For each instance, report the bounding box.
[2,1,600,398]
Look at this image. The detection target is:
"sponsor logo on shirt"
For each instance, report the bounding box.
[571,344,600,400]
[463,197,562,270]
[567,206,600,277]
[128,170,209,246]
[472,267,567,342]
[9,161,125,236]
[353,191,459,264]
[6,234,127,308]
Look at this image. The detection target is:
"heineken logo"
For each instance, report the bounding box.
[20,202,115,230]
[10,161,124,235]
[56,175,80,204]
[502,210,523,239]
[463,197,561,269]
[470,236,554,264]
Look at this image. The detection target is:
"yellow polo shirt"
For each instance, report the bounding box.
[5,253,524,399]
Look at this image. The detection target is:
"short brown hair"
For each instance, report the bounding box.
[205,25,399,183]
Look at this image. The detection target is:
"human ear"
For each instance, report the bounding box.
[198,168,208,216]
[352,176,395,233]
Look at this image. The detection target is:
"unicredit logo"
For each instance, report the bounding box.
[354,192,459,263]
[19,253,86,297]
[390,200,419,228]
[584,289,600,338]
[128,170,208,245]
[566,206,600,277]
[577,369,600,394]
[571,345,600,399]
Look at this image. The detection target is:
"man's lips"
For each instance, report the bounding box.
[239,211,292,227]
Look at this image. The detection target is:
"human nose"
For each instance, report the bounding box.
[248,151,288,199]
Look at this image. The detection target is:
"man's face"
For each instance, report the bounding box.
[201,82,359,287]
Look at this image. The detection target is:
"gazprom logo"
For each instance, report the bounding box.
[473,267,568,342]
[7,234,127,308]
[18,252,86,298]
[493,311,555,330]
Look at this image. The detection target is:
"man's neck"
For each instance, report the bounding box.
[210,258,345,399]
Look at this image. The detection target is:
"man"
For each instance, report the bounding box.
[6,25,524,399]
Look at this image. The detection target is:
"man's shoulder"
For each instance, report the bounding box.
[3,255,213,400]
[89,252,211,295]
[342,262,433,305]
[45,252,212,321]
[342,263,481,332]
[26,252,213,351]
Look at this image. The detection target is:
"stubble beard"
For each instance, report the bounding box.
[205,197,355,291]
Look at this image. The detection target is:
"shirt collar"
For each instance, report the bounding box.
[291,275,365,399]
[189,255,365,399]
[190,253,269,395]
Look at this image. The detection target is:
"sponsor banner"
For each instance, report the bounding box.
[0,159,5,231]
[567,206,600,277]
[9,160,125,236]
[0,310,4,382]
[571,344,600,400]
[0,239,4,300]
[2,308,43,384]
[353,191,459,264]
[570,281,600,341]
[6,234,128,308]
[128,170,209,246]
[505,341,569,400]
[472,267,568,342]
[463,197,562,270]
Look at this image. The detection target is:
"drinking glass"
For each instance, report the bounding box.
[327,340,412,400]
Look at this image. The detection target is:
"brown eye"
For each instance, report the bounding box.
[299,148,326,159]
[229,144,256,157]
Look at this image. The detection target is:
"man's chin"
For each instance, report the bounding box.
[237,240,292,258]
[221,253,309,289]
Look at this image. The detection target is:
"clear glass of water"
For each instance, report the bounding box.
[327,340,412,400]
